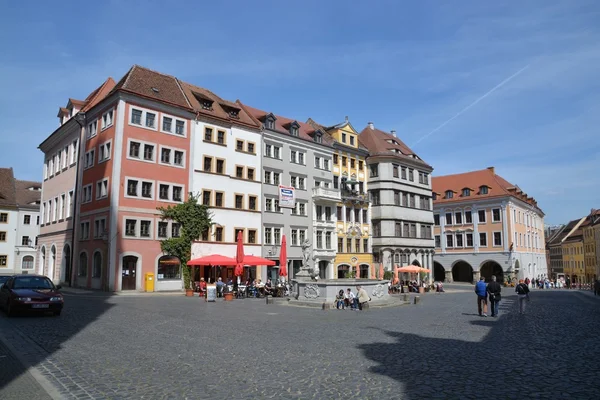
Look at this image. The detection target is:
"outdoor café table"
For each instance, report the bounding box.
[237,285,247,298]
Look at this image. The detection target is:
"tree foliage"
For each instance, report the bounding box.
[157,193,213,289]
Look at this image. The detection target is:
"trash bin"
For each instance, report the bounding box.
[145,273,155,292]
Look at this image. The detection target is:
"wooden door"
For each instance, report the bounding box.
[122,256,137,290]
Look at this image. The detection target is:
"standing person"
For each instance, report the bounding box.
[515,279,530,314]
[594,279,600,296]
[486,275,502,317]
[355,285,371,311]
[475,276,488,317]
[525,277,530,289]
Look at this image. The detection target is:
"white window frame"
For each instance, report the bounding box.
[81,184,93,204]
[48,157,54,177]
[98,140,113,163]
[59,193,65,220]
[158,145,186,169]
[126,138,157,164]
[122,216,154,240]
[87,119,98,139]
[477,209,487,224]
[479,232,488,247]
[492,208,501,223]
[70,139,79,166]
[124,177,155,200]
[66,190,74,218]
[52,197,58,222]
[84,148,96,170]
[493,231,503,247]
[94,217,107,239]
[156,181,185,203]
[101,109,114,130]
[96,178,109,200]
[128,106,158,132]
[154,219,179,239]
[43,162,48,180]
[80,220,91,240]
[62,146,69,169]
[455,232,464,248]
[160,113,187,138]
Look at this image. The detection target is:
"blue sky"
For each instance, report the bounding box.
[0,0,598,225]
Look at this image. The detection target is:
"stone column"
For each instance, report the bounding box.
[428,253,433,285]
[328,261,335,280]
[473,270,480,283]
[445,270,453,283]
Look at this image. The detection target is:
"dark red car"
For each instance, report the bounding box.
[0,274,64,316]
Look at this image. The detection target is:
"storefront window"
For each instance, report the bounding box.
[157,255,181,280]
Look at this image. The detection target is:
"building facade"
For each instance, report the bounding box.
[358,123,435,280]
[243,105,337,280]
[0,169,41,275]
[583,212,598,283]
[562,230,584,284]
[432,167,546,283]
[182,85,265,282]
[308,118,373,278]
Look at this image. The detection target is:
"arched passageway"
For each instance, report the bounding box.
[452,261,473,283]
[434,262,445,282]
[479,261,504,283]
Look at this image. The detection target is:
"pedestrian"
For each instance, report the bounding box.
[355,285,371,311]
[525,277,530,289]
[486,275,502,317]
[594,279,600,296]
[515,279,530,314]
[475,276,488,317]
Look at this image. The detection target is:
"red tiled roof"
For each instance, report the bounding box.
[109,65,192,110]
[358,124,429,166]
[306,118,363,150]
[0,168,16,208]
[242,104,333,144]
[81,77,116,112]
[68,98,85,108]
[180,84,260,130]
[432,167,542,212]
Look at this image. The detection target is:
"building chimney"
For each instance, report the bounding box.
[345,116,349,122]
[368,122,374,130]
[487,166,495,174]
[390,130,396,137]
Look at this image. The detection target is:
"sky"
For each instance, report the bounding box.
[0,0,598,225]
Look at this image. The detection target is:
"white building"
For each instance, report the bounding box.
[179,83,264,280]
[359,124,436,280]
[0,168,41,275]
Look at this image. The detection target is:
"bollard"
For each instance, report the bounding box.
[322,302,331,310]
[413,296,420,305]
[403,294,409,302]
[265,296,274,305]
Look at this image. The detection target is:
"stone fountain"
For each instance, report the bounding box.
[290,240,392,308]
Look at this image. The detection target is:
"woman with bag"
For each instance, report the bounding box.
[515,279,530,314]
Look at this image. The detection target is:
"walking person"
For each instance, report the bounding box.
[486,275,502,317]
[475,276,488,317]
[515,279,530,314]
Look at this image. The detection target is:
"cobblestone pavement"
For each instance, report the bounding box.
[0,287,599,399]
[0,337,52,400]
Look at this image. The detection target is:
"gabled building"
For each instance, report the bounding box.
[547,219,581,281]
[0,168,41,274]
[243,105,337,280]
[432,167,546,283]
[38,78,115,284]
[358,123,435,280]
[307,117,372,279]
[178,84,264,282]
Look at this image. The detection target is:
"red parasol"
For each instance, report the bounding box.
[243,255,276,266]
[279,235,288,277]
[187,255,237,266]
[234,230,244,277]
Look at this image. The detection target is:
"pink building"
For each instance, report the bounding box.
[38,79,115,284]
[72,66,195,291]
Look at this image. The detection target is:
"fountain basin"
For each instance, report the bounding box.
[291,278,390,305]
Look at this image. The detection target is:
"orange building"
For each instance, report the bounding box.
[432,167,546,283]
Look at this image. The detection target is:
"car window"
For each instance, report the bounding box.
[0,276,10,285]
[13,277,54,290]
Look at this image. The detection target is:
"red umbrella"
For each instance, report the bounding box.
[187,255,237,266]
[234,230,244,277]
[243,255,276,266]
[279,235,288,277]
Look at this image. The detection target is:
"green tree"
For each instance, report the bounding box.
[157,193,213,289]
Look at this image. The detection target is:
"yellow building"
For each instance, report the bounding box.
[307,117,373,278]
[562,230,585,284]
[584,209,600,282]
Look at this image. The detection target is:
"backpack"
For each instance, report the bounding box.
[516,284,526,295]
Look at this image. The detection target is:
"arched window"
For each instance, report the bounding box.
[78,252,88,277]
[22,255,34,270]
[92,252,102,278]
[359,264,370,279]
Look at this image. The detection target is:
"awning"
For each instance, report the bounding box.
[187,255,237,266]
[243,255,276,266]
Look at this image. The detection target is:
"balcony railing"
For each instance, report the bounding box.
[341,189,370,203]
[312,187,341,202]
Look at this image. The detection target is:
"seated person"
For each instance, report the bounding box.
[264,279,274,296]
[198,278,207,296]
[216,277,225,297]
[336,290,345,309]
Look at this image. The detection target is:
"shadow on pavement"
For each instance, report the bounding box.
[357,291,600,399]
[0,291,115,397]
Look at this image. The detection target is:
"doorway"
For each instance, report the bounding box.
[62,244,71,285]
[122,256,138,290]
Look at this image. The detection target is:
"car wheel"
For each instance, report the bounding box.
[53,310,61,316]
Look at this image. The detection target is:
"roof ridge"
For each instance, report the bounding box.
[175,78,192,109]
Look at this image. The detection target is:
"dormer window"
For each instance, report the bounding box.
[479,185,489,195]
[202,100,213,110]
[229,109,239,119]
[432,193,437,200]
[314,133,322,143]
[289,121,300,136]
[445,190,454,199]
[462,188,471,197]
[193,92,214,111]
[264,114,276,130]
[222,104,241,119]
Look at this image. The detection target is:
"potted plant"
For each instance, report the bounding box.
[223,285,234,301]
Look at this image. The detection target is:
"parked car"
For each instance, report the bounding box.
[0,274,12,286]
[0,275,64,316]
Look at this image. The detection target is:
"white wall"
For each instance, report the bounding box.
[0,209,19,272]
[14,209,40,271]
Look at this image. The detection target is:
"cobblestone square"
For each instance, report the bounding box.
[1,287,599,399]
